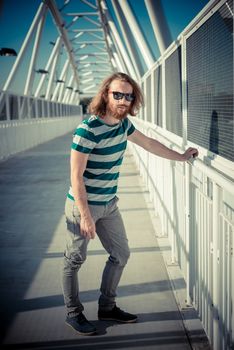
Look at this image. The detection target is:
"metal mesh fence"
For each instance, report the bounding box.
[187,0,233,161]
[153,65,162,127]
[165,46,182,136]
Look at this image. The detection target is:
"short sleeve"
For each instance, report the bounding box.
[127,119,135,136]
[72,123,97,153]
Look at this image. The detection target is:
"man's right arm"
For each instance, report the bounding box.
[70,149,96,239]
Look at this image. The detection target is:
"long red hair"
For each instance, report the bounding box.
[88,72,144,117]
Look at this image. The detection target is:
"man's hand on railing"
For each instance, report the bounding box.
[182,147,199,163]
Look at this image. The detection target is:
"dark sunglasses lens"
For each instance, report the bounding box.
[113,92,123,100]
[125,94,134,101]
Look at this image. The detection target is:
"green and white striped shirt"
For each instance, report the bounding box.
[68,115,135,205]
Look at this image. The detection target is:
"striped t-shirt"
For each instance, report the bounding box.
[68,115,135,205]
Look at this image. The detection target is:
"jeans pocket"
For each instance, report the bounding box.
[113,195,119,205]
[66,217,78,236]
[107,195,119,214]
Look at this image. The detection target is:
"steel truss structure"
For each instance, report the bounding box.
[1,0,171,101]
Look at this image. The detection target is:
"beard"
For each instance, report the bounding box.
[106,102,130,120]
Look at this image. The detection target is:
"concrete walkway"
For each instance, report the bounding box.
[0,132,206,350]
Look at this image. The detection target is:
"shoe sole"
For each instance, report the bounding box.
[66,321,97,336]
[98,317,138,323]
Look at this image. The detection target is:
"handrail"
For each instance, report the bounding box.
[133,118,234,195]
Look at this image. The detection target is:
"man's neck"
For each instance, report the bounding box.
[100,114,121,125]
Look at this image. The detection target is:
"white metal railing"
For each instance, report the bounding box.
[0,91,83,159]
[0,90,81,121]
[129,1,233,349]
[129,119,234,350]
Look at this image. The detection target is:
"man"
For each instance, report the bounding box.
[62,72,198,335]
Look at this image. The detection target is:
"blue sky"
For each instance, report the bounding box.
[0,0,210,92]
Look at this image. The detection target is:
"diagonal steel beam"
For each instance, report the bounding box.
[112,0,143,78]
[80,0,97,10]
[45,0,80,88]
[118,0,154,69]
[144,0,172,54]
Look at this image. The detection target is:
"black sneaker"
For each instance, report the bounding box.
[66,313,97,335]
[98,306,138,323]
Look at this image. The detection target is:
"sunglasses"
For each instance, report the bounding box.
[109,91,135,102]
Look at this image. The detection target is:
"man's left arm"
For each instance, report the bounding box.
[128,129,198,161]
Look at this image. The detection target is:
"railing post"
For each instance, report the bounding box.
[185,162,191,305]
[6,93,10,121]
[35,99,39,118]
[213,182,221,350]
[17,95,21,120]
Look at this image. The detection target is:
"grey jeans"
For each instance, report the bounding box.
[62,196,130,317]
